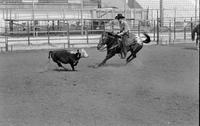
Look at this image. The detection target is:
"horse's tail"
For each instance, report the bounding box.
[48,51,53,60]
[142,33,151,44]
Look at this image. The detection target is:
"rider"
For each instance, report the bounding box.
[115,14,130,59]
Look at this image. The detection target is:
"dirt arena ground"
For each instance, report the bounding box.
[0,43,199,126]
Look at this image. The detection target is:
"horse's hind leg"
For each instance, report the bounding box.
[126,44,143,63]
[126,53,136,63]
[196,38,199,50]
[126,47,136,63]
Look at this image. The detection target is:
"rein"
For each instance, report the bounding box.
[98,32,120,51]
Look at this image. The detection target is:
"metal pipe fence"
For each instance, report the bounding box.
[0,18,199,52]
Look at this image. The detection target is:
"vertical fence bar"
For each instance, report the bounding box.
[153,20,156,41]
[111,20,114,33]
[169,21,171,44]
[86,26,89,44]
[27,21,30,45]
[81,0,83,35]
[5,21,8,51]
[156,20,159,45]
[156,11,159,45]
[57,20,60,30]
[138,21,140,36]
[67,21,70,48]
[184,19,186,40]
[191,18,193,39]
[47,20,50,45]
[84,20,86,35]
[173,18,176,43]
[103,21,106,33]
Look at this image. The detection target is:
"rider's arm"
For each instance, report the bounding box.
[118,20,130,36]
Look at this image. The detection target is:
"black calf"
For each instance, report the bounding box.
[48,49,81,71]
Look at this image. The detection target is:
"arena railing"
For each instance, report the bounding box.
[1,18,199,51]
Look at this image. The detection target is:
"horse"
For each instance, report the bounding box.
[96,32,151,67]
[192,24,200,50]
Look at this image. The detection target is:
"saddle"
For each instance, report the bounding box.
[115,33,137,46]
[126,33,138,46]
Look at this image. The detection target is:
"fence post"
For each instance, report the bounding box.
[67,21,70,48]
[184,19,186,40]
[83,20,86,35]
[47,20,50,45]
[138,21,140,36]
[153,20,155,41]
[5,21,8,51]
[169,21,171,44]
[57,20,60,30]
[156,16,159,45]
[86,26,89,44]
[27,21,30,45]
[173,18,176,43]
[191,18,193,39]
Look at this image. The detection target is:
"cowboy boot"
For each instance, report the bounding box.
[119,41,126,59]
[121,48,126,59]
[121,39,127,59]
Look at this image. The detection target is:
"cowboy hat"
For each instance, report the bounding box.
[115,14,125,20]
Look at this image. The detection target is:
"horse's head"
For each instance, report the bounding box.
[97,32,116,50]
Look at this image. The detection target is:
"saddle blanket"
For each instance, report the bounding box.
[123,33,143,46]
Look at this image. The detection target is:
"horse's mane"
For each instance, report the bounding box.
[105,31,115,37]
[102,31,119,49]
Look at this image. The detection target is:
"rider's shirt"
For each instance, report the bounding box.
[119,20,130,35]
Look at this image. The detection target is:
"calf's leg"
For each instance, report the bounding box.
[70,63,75,71]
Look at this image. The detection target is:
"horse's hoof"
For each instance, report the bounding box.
[126,61,130,64]
[93,65,99,68]
[97,64,102,67]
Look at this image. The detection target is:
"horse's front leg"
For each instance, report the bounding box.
[98,53,115,67]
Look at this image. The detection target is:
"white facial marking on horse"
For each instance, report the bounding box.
[80,48,89,58]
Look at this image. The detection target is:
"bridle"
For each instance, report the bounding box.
[97,33,108,51]
[97,32,118,51]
